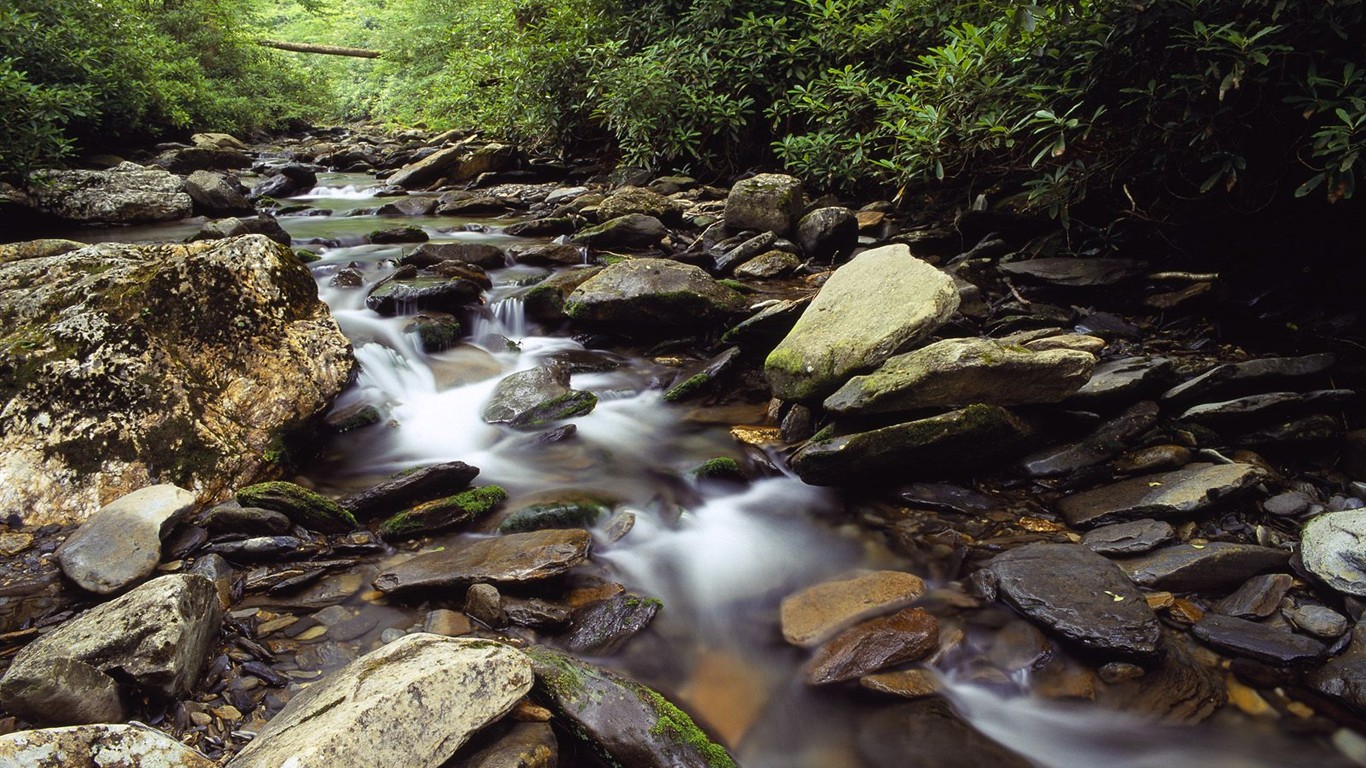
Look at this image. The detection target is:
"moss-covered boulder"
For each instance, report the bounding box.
[524,267,602,322]
[26,163,192,224]
[724,173,804,236]
[380,485,507,539]
[0,235,354,525]
[482,365,598,429]
[571,214,668,250]
[497,493,613,534]
[236,481,356,533]
[526,646,737,768]
[564,258,747,337]
[596,187,684,223]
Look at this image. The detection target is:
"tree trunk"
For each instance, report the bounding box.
[258,39,382,59]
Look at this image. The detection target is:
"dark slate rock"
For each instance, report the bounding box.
[372,529,591,594]
[1191,614,1325,664]
[1215,573,1294,619]
[509,243,584,267]
[403,242,507,269]
[662,347,742,403]
[1236,413,1343,447]
[1069,357,1175,405]
[720,297,810,348]
[250,166,317,200]
[202,501,293,536]
[449,721,558,768]
[1022,401,1159,478]
[797,206,858,261]
[1285,605,1350,639]
[498,495,612,534]
[1057,463,1263,528]
[896,483,1004,515]
[1080,519,1175,556]
[208,536,308,560]
[564,593,661,654]
[1179,390,1354,425]
[713,231,775,273]
[365,277,483,316]
[1311,654,1366,713]
[236,481,356,533]
[1263,490,1313,517]
[1161,353,1336,405]
[324,402,383,433]
[1117,543,1290,592]
[984,542,1160,658]
[503,597,572,631]
[340,460,480,520]
[804,608,939,684]
[571,214,667,249]
[505,217,577,237]
[368,225,429,244]
[376,197,438,216]
[404,312,463,353]
[998,257,1148,287]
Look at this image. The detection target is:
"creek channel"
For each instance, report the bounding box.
[61,172,1358,767]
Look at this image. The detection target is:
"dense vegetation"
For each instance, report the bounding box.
[3,0,1362,225]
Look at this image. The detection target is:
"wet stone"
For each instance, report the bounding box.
[236,481,356,533]
[1299,510,1366,597]
[859,668,939,699]
[372,529,591,594]
[340,460,481,520]
[1057,462,1263,528]
[1069,356,1174,405]
[379,485,507,540]
[1117,542,1290,592]
[780,570,927,648]
[1179,390,1354,425]
[1111,444,1193,475]
[856,699,1035,768]
[482,365,598,429]
[662,347,742,403]
[1287,605,1350,639]
[425,609,474,637]
[323,402,382,434]
[998,257,1148,287]
[804,607,938,684]
[1022,401,1159,478]
[1080,519,1175,556]
[448,721,558,768]
[0,723,215,768]
[983,542,1160,658]
[364,277,482,316]
[1215,573,1294,619]
[1161,353,1335,405]
[1263,490,1313,517]
[1191,614,1325,664]
[564,592,661,654]
[498,494,611,534]
[504,597,572,630]
[202,502,293,536]
[465,583,506,628]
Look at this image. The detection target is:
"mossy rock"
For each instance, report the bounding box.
[379,485,508,539]
[498,496,613,534]
[689,457,747,482]
[236,481,357,533]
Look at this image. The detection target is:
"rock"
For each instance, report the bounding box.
[733,250,801,279]
[791,404,1032,485]
[509,243,584,267]
[405,242,507,270]
[824,337,1094,415]
[1216,573,1294,619]
[183,170,254,216]
[663,347,742,403]
[154,145,250,174]
[505,217,576,237]
[1287,605,1349,640]
[724,173,804,235]
[1263,490,1312,517]
[55,484,196,595]
[369,225,429,244]
[389,145,491,190]
[797,206,858,261]
[0,236,354,525]
[365,277,483,316]
[1191,614,1325,664]
[498,493,612,534]
[597,187,681,222]
[0,239,85,262]
[1056,462,1264,528]
[405,312,463,352]
[373,529,591,594]
[505,597,573,630]
[713,232,776,273]
[780,570,927,648]
[482,366,598,428]
[1162,353,1335,404]
[1069,356,1175,405]
[449,721,558,768]
[1117,542,1290,591]
[805,608,939,684]
[564,258,747,336]
[1179,390,1354,425]
[1022,401,1160,478]
[0,723,214,768]
[236,481,356,533]
[856,700,1035,768]
[998,257,1148,287]
[765,244,959,402]
[1111,444,1193,475]
[524,267,602,322]
[250,165,317,200]
[425,608,474,637]
[721,298,808,347]
[571,214,668,249]
[377,197,439,217]
[340,460,481,520]
[859,669,939,699]
[379,485,507,539]
[188,214,292,245]
[526,646,737,768]
[1080,518,1175,555]
[26,163,192,224]
[192,132,248,151]
[0,574,222,725]
[1311,654,1366,714]
[1300,510,1366,596]
[465,583,506,627]
[564,593,661,654]
[227,635,533,768]
[983,542,1161,658]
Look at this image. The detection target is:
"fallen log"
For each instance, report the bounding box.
[258,39,382,58]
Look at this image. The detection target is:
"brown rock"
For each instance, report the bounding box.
[781,570,926,648]
[804,608,939,684]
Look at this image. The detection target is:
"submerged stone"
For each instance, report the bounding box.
[373,529,591,594]
[564,593,662,655]
[482,365,598,428]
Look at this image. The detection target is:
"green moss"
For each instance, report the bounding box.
[294,249,321,264]
[381,484,507,538]
[498,497,610,533]
[236,480,357,532]
[690,457,745,481]
[514,390,598,427]
[718,278,750,293]
[638,684,739,768]
[662,372,710,403]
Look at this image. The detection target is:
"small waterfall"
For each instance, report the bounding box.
[300,184,379,199]
[470,297,528,346]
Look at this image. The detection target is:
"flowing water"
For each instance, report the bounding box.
[49,172,1361,766]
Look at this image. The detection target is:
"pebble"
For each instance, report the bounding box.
[1286,605,1350,639]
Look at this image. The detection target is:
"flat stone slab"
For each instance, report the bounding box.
[1300,509,1366,597]
[1214,573,1293,619]
[1117,542,1289,592]
[0,723,214,768]
[372,529,591,594]
[56,484,196,595]
[998,257,1148,287]
[228,635,532,768]
[781,570,927,648]
[1080,519,1175,556]
[1178,390,1353,424]
[1070,356,1174,404]
[804,608,939,684]
[765,244,959,402]
[984,543,1160,658]
[1022,401,1158,478]
[340,460,481,520]
[1191,614,1325,664]
[1162,353,1335,404]
[1057,463,1264,528]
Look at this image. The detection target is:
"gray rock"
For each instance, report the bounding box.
[464,583,506,628]
[236,481,356,533]
[824,337,1094,415]
[662,347,742,403]
[340,460,481,520]
[571,214,668,249]
[0,723,214,768]
[797,206,858,261]
[56,484,196,595]
[597,187,681,222]
[0,235,354,526]
[187,214,293,246]
[153,145,250,174]
[365,277,483,316]
[1057,462,1264,528]
[227,635,533,768]
[564,593,661,654]
[1215,573,1294,619]
[724,173,804,235]
[1070,356,1175,405]
[714,232,776,273]
[1161,353,1337,404]
[405,242,507,270]
[388,144,517,190]
[378,485,507,540]
[1263,490,1313,517]
[524,266,603,322]
[26,163,192,224]
[1286,605,1349,639]
[183,170,254,216]
[377,197,439,216]
[1117,542,1289,591]
[721,297,808,347]
[792,404,1031,485]
[1300,509,1366,596]
[564,258,747,336]
[1022,401,1160,478]
[1179,390,1354,425]
[734,250,802,279]
[526,646,737,768]
[250,165,317,200]
[1080,518,1175,555]
[765,244,960,402]
[0,574,222,725]
[482,365,597,428]
[1191,614,1325,664]
[369,225,429,244]
[509,243,584,267]
[984,543,1160,658]
[372,529,591,594]
[998,257,1148,287]
[856,700,1035,768]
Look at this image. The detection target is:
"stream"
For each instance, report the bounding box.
[47,170,1362,767]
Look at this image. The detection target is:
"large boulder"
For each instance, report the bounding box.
[824,337,1095,415]
[183,170,255,216]
[55,484,196,595]
[389,143,518,190]
[597,187,683,223]
[765,244,959,402]
[482,365,598,428]
[0,574,222,725]
[571,214,668,250]
[0,235,355,525]
[25,163,192,224]
[227,635,533,768]
[724,173,804,235]
[564,258,747,336]
[0,724,214,768]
